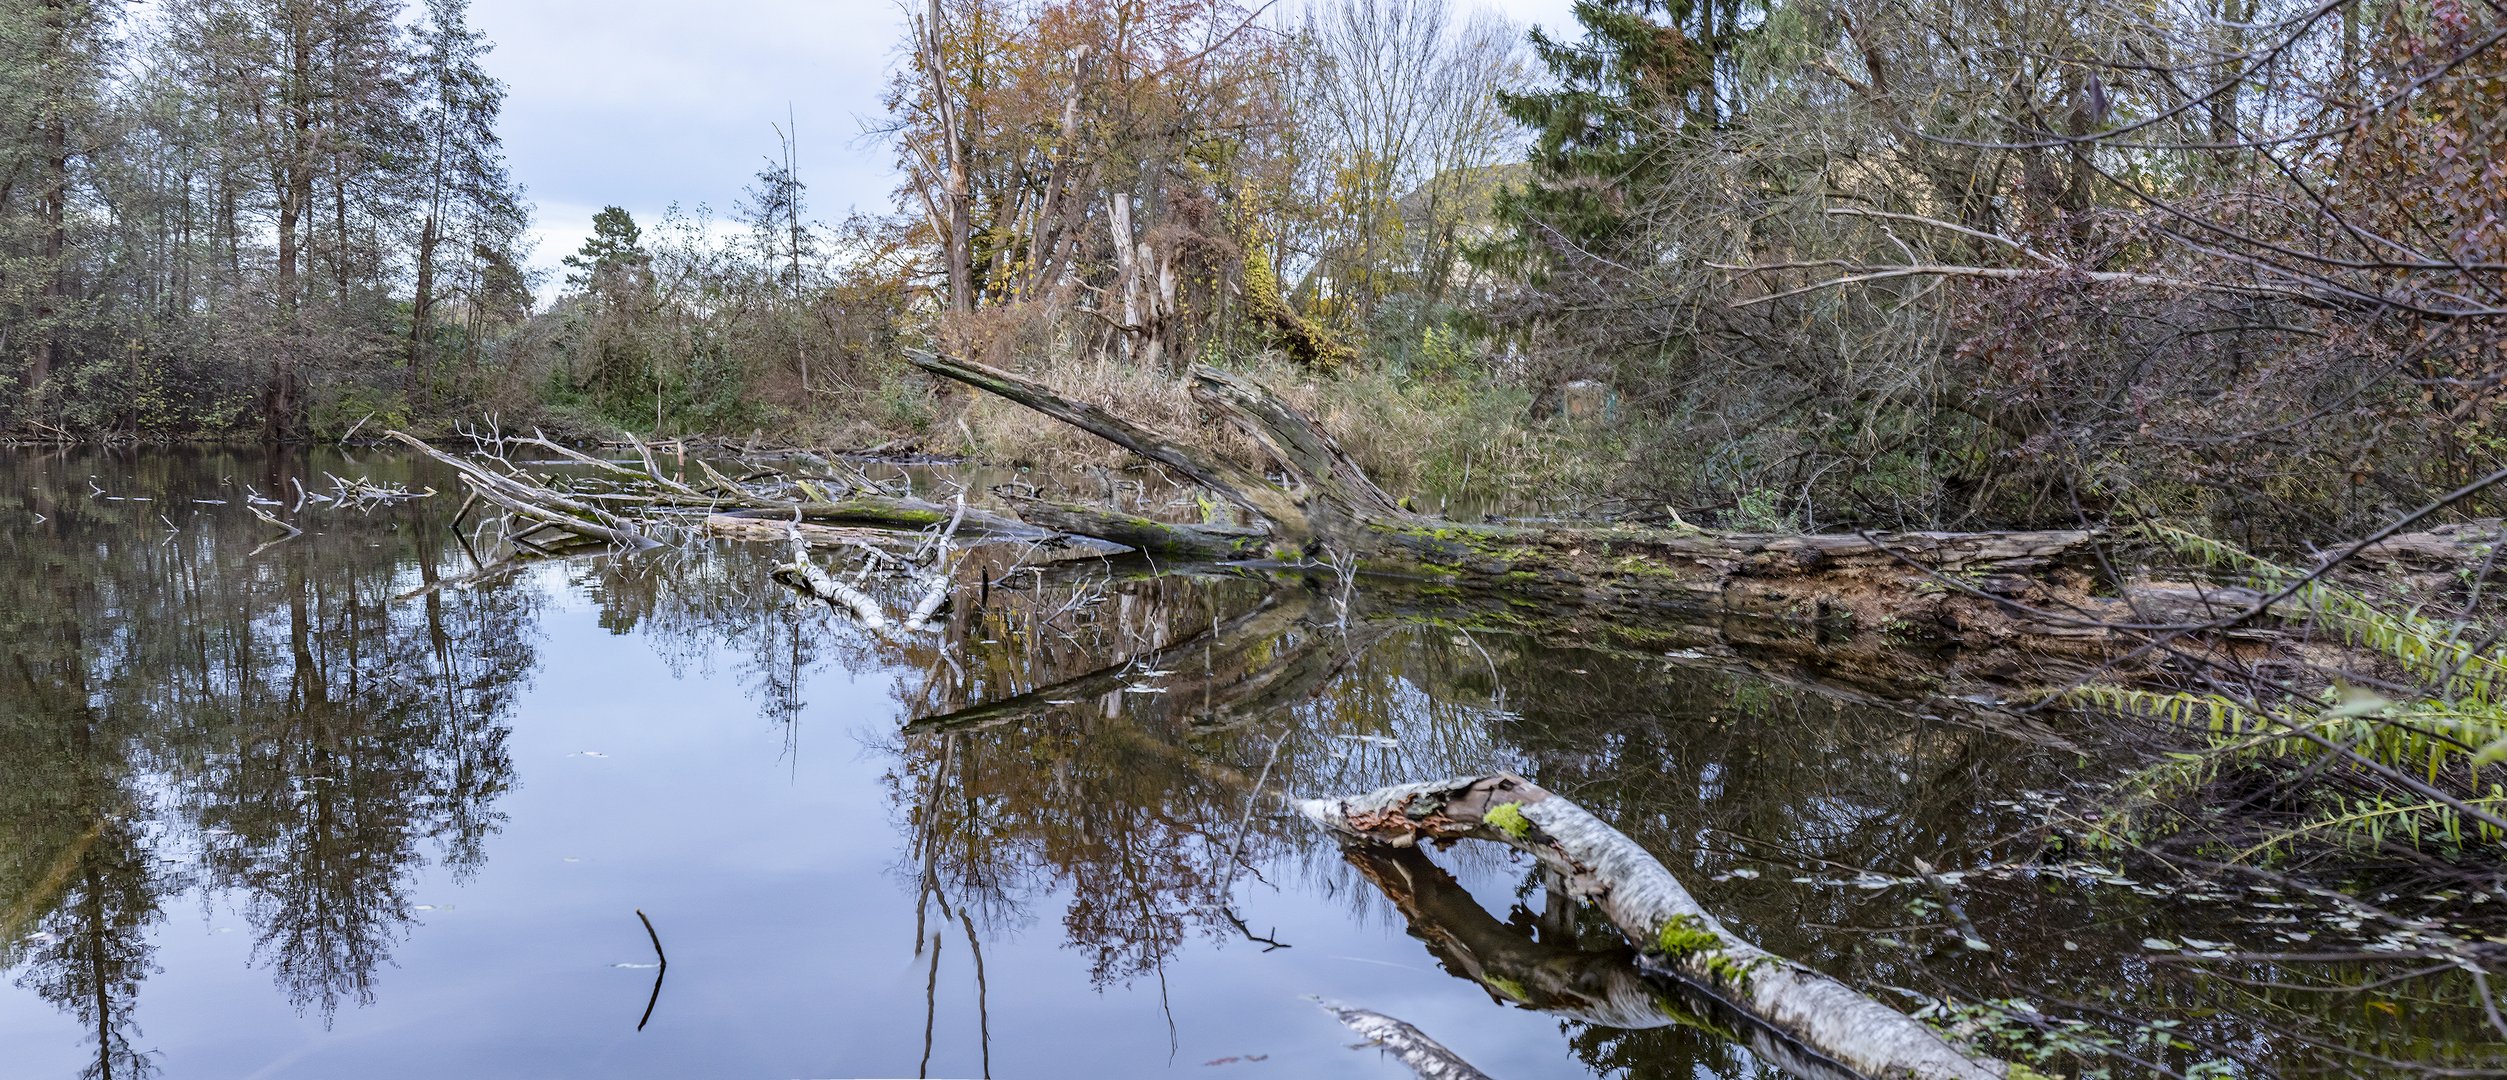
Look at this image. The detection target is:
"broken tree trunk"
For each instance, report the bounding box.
[1301,774,2009,1080]
[906,352,2101,643]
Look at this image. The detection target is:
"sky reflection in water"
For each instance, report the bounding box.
[1,448,2494,1080]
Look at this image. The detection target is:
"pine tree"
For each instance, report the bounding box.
[0,0,119,406]
[564,206,646,290]
[1481,0,1733,273]
[407,0,523,405]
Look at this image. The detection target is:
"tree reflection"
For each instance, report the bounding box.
[0,448,535,1064]
[0,643,163,1080]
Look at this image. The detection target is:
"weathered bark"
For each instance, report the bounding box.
[907,350,1312,546]
[1188,366,1406,521]
[1002,497,1269,560]
[2323,520,2505,577]
[1343,843,1865,1080]
[386,431,655,549]
[1302,775,2008,1080]
[909,350,2104,642]
[773,532,889,632]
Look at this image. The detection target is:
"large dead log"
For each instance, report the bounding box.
[1301,774,2009,1080]
[906,352,2101,641]
[909,350,1312,545]
[1002,497,1270,560]
[1343,842,1865,1080]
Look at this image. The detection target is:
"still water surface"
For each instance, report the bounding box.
[1,448,2496,1079]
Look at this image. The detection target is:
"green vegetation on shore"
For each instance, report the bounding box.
[1,0,2500,543]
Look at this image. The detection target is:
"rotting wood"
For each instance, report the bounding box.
[1001,496,1270,560]
[904,351,2114,644]
[1301,774,2009,1080]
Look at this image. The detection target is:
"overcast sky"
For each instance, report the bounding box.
[468,0,1583,277]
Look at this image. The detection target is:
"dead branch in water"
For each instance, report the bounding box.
[1301,774,2010,1080]
[387,430,658,550]
[902,351,2128,646]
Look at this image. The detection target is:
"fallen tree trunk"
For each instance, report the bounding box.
[906,352,2103,643]
[1343,842,1865,1080]
[1300,774,2009,1080]
[703,499,1051,543]
[1002,497,1270,560]
[388,431,657,549]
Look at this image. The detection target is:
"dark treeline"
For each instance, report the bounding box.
[0,0,529,441]
[4,0,2505,539]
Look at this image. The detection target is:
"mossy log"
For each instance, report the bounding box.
[1002,497,1270,560]
[1343,843,1866,1080]
[1301,774,2009,1080]
[703,500,1052,544]
[907,352,2100,642]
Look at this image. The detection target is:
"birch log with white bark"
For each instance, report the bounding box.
[1300,774,2008,1080]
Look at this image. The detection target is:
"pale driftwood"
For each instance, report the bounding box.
[899,494,967,632]
[387,431,658,550]
[1310,998,1494,1080]
[1342,842,1866,1080]
[1301,775,2007,1080]
[772,530,889,633]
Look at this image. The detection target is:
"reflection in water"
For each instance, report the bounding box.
[0,448,532,1070]
[1,448,2502,1078]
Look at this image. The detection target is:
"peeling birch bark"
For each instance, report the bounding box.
[772,531,888,633]
[1301,774,2009,1080]
[1342,842,1869,1080]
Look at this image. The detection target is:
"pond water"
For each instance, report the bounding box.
[1,448,2499,1079]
